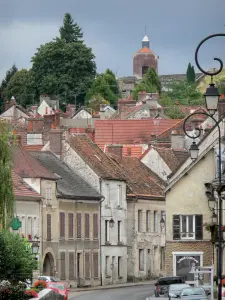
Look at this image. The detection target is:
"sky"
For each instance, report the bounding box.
[0,0,225,81]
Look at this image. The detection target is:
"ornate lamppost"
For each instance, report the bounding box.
[183,33,225,300]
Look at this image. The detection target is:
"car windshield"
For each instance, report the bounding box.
[170,284,190,291]
[49,284,65,291]
[159,278,183,285]
[181,287,205,296]
[50,277,57,282]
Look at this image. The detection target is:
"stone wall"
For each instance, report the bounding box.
[32,288,64,299]
[165,241,212,276]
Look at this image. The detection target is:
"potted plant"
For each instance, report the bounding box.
[33,280,47,292]
[204,222,218,243]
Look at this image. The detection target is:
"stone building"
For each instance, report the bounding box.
[163,120,225,282]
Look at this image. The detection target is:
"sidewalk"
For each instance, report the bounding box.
[69,280,155,298]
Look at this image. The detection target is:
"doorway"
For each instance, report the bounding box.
[77,253,81,287]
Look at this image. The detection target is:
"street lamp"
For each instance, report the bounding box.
[32,242,39,255]
[109,218,115,228]
[212,210,218,224]
[189,141,199,160]
[160,217,165,230]
[183,32,225,300]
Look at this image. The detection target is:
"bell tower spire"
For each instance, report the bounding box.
[142,26,149,48]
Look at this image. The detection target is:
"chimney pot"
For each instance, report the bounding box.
[107,144,123,157]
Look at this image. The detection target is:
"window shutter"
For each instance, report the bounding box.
[85,252,90,278]
[68,213,74,239]
[93,214,98,239]
[60,212,65,238]
[60,252,66,280]
[69,252,75,280]
[77,213,82,238]
[195,214,203,240]
[173,215,181,240]
[93,252,99,278]
[47,214,51,241]
[85,214,90,239]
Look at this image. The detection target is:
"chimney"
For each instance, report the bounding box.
[49,129,63,158]
[99,103,106,120]
[55,110,60,129]
[107,144,123,157]
[171,131,185,149]
[16,134,21,145]
[43,114,53,143]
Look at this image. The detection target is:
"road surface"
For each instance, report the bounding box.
[69,284,155,300]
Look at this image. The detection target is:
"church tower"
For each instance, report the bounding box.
[133,35,158,79]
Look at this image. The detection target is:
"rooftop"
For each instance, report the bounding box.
[68,134,126,181]
[31,151,102,200]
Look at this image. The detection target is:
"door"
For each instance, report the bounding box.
[77,253,81,287]
[112,256,115,283]
[147,249,151,278]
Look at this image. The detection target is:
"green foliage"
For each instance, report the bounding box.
[164,105,185,119]
[186,63,195,83]
[87,94,109,111]
[158,93,174,107]
[166,80,203,105]
[216,78,225,94]
[133,68,161,100]
[3,70,34,106]
[0,64,18,97]
[104,69,120,96]
[0,231,37,283]
[0,283,26,300]
[85,72,118,105]
[0,122,14,229]
[59,13,83,43]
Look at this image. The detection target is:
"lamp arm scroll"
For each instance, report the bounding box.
[195,34,225,77]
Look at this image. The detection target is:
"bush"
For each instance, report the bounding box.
[0,285,25,300]
[24,289,38,299]
[33,279,47,291]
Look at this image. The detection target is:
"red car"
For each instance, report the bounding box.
[48,282,70,300]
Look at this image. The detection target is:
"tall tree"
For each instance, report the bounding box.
[3,69,35,106]
[104,69,120,96]
[0,122,14,229]
[133,67,161,100]
[59,13,83,43]
[186,63,192,83]
[190,65,196,83]
[0,64,18,97]
[30,14,96,106]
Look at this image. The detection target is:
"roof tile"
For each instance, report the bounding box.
[12,171,41,199]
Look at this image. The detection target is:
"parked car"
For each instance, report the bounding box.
[154,276,185,297]
[38,276,57,282]
[179,287,208,300]
[48,282,70,300]
[168,284,190,299]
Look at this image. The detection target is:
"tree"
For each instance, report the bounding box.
[87,94,109,112]
[59,13,83,43]
[190,65,196,83]
[186,63,196,83]
[3,69,35,106]
[133,67,161,100]
[164,105,185,119]
[104,69,120,96]
[0,230,36,283]
[0,122,14,229]
[85,74,118,104]
[0,64,18,97]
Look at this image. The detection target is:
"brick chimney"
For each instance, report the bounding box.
[99,103,106,120]
[171,131,185,149]
[54,110,60,129]
[43,115,53,143]
[49,129,63,158]
[107,144,123,157]
[16,134,21,145]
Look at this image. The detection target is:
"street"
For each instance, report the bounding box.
[69,284,155,300]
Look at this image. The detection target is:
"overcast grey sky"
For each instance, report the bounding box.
[0,0,225,80]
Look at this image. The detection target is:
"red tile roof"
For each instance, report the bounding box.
[109,155,166,198]
[105,144,144,158]
[69,128,95,141]
[137,47,153,54]
[95,119,181,148]
[68,134,126,181]
[12,144,57,179]
[12,171,41,199]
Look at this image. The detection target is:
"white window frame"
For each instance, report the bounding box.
[154,211,158,233]
[117,185,122,207]
[180,215,196,240]
[105,220,110,243]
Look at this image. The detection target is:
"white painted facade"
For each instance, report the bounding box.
[141,147,171,181]
[27,133,43,145]
[37,99,54,116]
[72,109,92,119]
[62,141,128,285]
[0,105,29,121]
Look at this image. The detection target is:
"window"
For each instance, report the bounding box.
[106,184,110,206]
[142,66,148,76]
[93,213,98,239]
[76,213,82,239]
[146,210,150,232]
[160,247,165,271]
[105,220,110,243]
[139,249,144,271]
[68,213,74,239]
[85,214,90,239]
[47,214,51,241]
[59,212,65,238]
[21,216,26,235]
[161,211,166,232]
[93,252,99,278]
[45,183,52,203]
[85,252,90,278]
[69,252,75,280]
[173,215,203,240]
[118,221,121,243]
[60,252,66,280]
[105,256,110,276]
[118,256,122,277]
[27,217,32,236]
[117,185,122,207]
[138,210,142,232]
[154,211,158,232]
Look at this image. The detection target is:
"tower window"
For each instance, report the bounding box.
[142,66,148,76]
